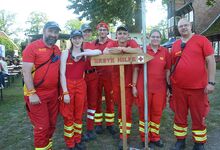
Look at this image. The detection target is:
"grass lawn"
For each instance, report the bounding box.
[0,71,220,150]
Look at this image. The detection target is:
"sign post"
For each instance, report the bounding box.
[91,53,152,150]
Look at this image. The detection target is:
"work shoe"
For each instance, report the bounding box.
[154,139,164,147]
[84,130,96,141]
[193,143,205,150]
[75,141,86,150]
[141,142,145,148]
[106,126,117,135]
[171,139,186,150]
[118,139,123,150]
[148,142,155,150]
[95,125,104,134]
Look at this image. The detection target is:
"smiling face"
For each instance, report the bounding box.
[150,31,161,46]
[43,28,59,47]
[82,29,92,40]
[116,30,129,43]
[98,27,108,38]
[178,18,192,37]
[71,36,83,48]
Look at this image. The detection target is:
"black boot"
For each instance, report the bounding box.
[75,141,86,150]
[193,143,205,150]
[148,142,155,150]
[154,139,164,147]
[95,125,104,134]
[106,125,117,135]
[171,139,186,150]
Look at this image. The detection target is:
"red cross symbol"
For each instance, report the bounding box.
[137,56,144,62]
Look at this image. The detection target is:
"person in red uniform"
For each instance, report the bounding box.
[22,21,61,150]
[132,29,171,149]
[59,30,101,150]
[80,23,93,42]
[103,25,142,150]
[170,18,216,150]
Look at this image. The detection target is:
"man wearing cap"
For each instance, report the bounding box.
[80,23,93,42]
[104,25,142,150]
[22,21,61,150]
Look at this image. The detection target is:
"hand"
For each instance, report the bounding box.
[74,53,83,60]
[29,94,41,105]
[109,48,122,54]
[204,84,215,94]
[132,86,138,97]
[63,94,71,104]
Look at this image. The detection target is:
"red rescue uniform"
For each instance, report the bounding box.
[23,39,61,150]
[106,39,139,139]
[171,34,213,143]
[137,45,171,142]
[59,52,87,148]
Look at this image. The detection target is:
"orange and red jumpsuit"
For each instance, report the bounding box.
[106,39,139,139]
[137,45,171,143]
[170,35,214,143]
[59,52,87,148]
[22,39,61,150]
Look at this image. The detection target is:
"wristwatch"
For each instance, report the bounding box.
[208,82,215,86]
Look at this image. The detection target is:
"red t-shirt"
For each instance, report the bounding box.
[147,45,171,93]
[106,39,139,87]
[22,39,61,93]
[83,41,96,70]
[171,34,214,89]
[65,51,87,80]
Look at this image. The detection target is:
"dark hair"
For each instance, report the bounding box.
[149,29,162,37]
[69,41,85,61]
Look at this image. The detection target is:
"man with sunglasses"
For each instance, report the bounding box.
[170,18,216,150]
[22,21,61,150]
[104,25,142,150]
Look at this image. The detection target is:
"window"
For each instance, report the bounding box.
[189,11,194,22]
[213,41,219,56]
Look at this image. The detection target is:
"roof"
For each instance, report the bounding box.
[0,31,19,49]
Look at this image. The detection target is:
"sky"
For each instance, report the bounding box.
[0,0,167,32]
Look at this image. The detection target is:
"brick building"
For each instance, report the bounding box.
[167,0,220,58]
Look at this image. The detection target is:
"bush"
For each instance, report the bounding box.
[216,62,220,70]
[0,36,15,57]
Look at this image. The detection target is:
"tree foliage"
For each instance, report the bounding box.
[64,19,82,33]
[0,10,16,36]
[0,37,16,56]
[25,11,48,35]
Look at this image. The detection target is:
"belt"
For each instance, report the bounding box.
[85,68,96,74]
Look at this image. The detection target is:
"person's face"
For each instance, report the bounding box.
[150,32,161,46]
[98,27,108,38]
[43,28,59,46]
[82,29,92,40]
[116,30,129,43]
[71,36,83,48]
[178,19,192,37]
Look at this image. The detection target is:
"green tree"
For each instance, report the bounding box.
[64,19,82,33]
[0,10,16,36]
[25,11,48,35]
[0,36,16,57]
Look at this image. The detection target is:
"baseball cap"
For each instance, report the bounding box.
[70,30,83,38]
[96,21,109,30]
[44,21,61,31]
[116,25,128,32]
[80,24,92,32]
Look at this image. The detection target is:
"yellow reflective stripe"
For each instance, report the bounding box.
[126,123,132,127]
[95,113,103,117]
[120,129,131,134]
[64,131,74,138]
[173,124,187,131]
[48,141,52,149]
[95,118,103,122]
[118,119,121,123]
[174,131,187,136]
[105,113,115,117]
[105,118,114,122]
[64,125,74,131]
[139,127,145,133]
[194,135,207,142]
[74,129,82,134]
[139,121,145,126]
[150,122,160,128]
[150,128,159,134]
[74,123,82,129]
[192,129,207,135]
[35,142,51,150]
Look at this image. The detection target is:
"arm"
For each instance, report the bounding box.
[60,50,70,103]
[22,62,41,104]
[204,54,216,94]
[76,49,102,57]
[132,66,139,97]
[122,47,142,54]
[103,47,123,54]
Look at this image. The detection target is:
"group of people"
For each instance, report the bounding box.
[22,18,216,150]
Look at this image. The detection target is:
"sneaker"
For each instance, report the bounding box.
[75,141,86,150]
[193,143,205,150]
[171,139,186,150]
[154,139,164,147]
[95,125,104,134]
[106,126,117,135]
